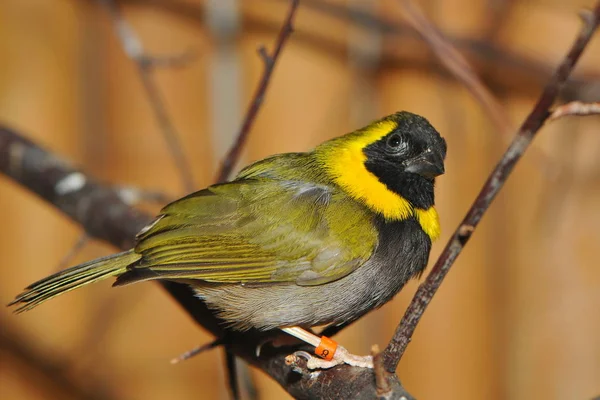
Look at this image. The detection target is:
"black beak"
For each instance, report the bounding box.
[404,150,445,179]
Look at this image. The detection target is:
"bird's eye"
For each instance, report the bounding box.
[386,134,406,153]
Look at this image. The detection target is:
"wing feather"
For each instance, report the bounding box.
[121,176,377,286]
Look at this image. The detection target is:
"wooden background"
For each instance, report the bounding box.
[1,0,599,399]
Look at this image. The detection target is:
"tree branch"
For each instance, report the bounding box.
[383,2,600,373]
[399,0,513,136]
[216,0,299,183]
[208,2,300,396]
[117,0,600,101]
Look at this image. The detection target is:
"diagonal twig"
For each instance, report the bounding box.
[215,0,300,183]
[73,1,198,373]
[399,0,513,136]
[210,1,299,395]
[101,0,197,193]
[170,338,224,364]
[116,0,600,101]
[52,233,90,272]
[383,2,600,373]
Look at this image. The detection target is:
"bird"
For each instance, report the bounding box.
[9,111,446,369]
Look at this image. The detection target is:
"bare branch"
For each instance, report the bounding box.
[550,101,600,120]
[398,0,562,181]
[52,233,90,272]
[171,338,223,364]
[116,0,600,103]
[215,0,299,183]
[208,1,300,394]
[399,0,513,136]
[100,0,197,192]
[383,2,600,373]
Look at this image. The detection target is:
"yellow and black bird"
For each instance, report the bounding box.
[10,111,446,369]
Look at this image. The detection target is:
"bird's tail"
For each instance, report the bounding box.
[9,250,140,313]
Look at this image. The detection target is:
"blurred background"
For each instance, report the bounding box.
[1,0,599,399]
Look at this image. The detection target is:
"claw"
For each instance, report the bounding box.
[292,350,312,361]
[255,341,265,358]
[287,346,373,370]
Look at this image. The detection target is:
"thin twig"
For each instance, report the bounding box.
[383,3,600,373]
[116,0,600,102]
[399,0,512,136]
[101,0,197,192]
[549,101,600,120]
[171,338,223,364]
[53,233,90,272]
[64,4,196,375]
[212,2,299,396]
[215,0,300,183]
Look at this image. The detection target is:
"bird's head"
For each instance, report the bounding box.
[317,111,446,224]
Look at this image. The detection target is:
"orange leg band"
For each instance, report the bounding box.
[314,336,337,361]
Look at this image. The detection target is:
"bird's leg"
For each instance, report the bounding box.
[281,326,373,369]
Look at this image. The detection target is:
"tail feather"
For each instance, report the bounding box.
[9,250,140,313]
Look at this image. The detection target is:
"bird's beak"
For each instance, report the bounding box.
[404,150,445,179]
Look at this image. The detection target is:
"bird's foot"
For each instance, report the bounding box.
[286,346,373,370]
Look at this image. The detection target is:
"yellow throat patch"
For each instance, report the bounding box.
[317,119,440,241]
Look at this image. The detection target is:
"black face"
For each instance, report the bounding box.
[363,112,446,209]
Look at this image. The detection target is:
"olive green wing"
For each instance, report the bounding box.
[117,179,377,287]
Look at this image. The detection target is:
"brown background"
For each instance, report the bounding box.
[1,0,599,399]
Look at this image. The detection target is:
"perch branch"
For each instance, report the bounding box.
[383,2,600,373]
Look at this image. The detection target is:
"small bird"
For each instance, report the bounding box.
[9,111,446,369]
